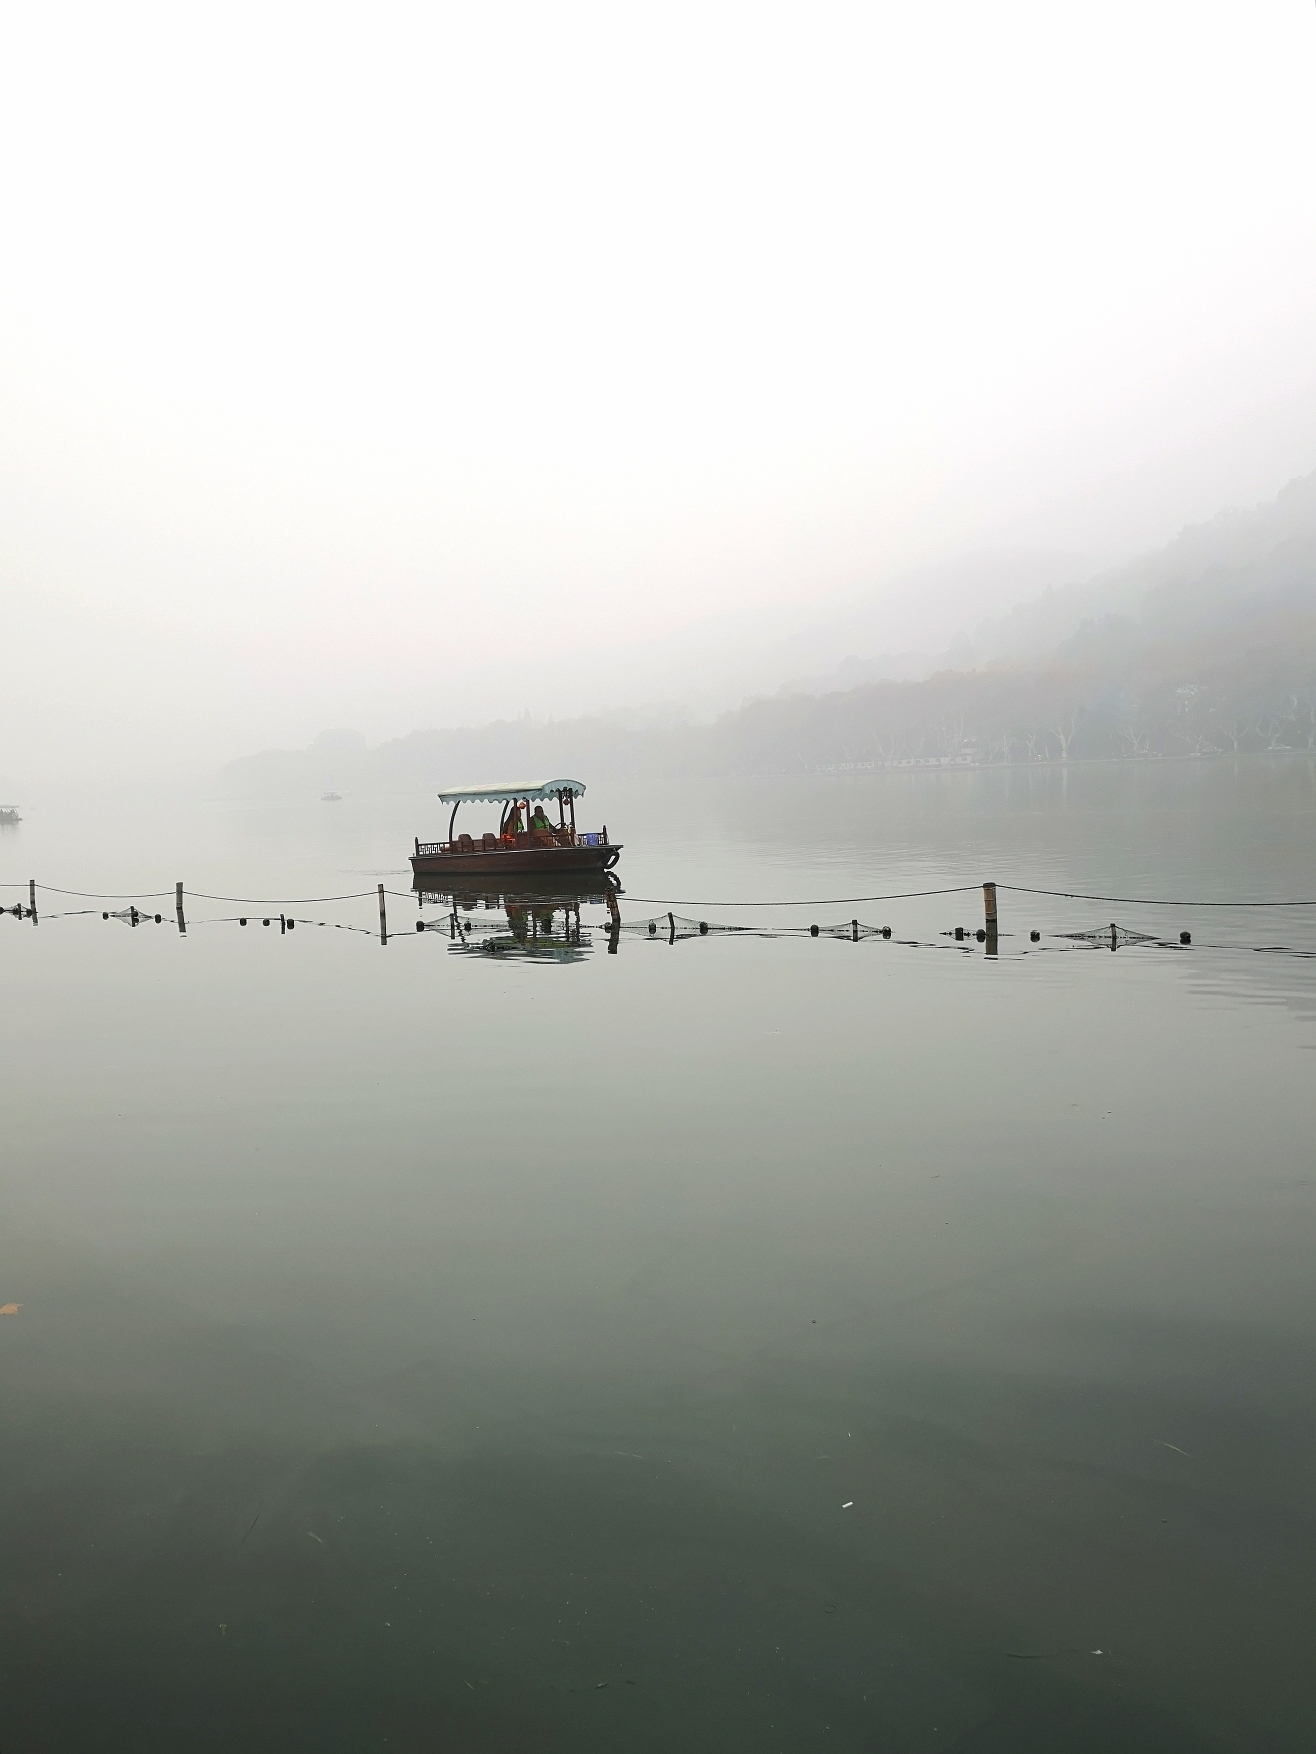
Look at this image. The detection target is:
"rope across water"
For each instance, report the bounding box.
[6,879,1316,909]
[617,884,1316,909]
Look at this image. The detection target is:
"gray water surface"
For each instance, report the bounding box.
[1,763,1314,1751]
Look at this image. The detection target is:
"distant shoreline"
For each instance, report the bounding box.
[805,748,1316,777]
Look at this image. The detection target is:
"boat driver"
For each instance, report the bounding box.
[530,805,554,836]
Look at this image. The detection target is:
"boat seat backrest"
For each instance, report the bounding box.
[457,833,475,852]
[482,833,499,850]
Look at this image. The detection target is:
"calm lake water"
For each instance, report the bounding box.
[2,762,1314,1751]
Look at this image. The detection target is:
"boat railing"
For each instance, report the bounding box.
[415,828,608,857]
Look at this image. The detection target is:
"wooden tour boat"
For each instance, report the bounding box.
[411,781,620,880]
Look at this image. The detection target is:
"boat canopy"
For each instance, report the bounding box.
[437,780,586,805]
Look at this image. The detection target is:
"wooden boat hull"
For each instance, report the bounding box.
[410,842,621,879]
[413,876,617,910]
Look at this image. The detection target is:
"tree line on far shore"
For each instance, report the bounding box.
[218,608,1316,797]
[705,612,1316,775]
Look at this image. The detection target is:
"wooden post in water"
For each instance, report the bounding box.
[983,880,998,955]
[378,883,388,946]
[28,879,37,926]
[175,882,187,936]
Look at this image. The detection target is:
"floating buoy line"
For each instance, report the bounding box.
[3,876,1316,960]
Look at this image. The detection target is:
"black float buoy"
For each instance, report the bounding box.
[699,921,708,935]
[976,928,986,941]
[809,924,819,937]
[1030,929,1040,941]
[416,920,425,932]
[240,917,247,926]
[954,926,964,940]
[263,917,270,927]
[103,911,109,920]
[648,921,656,936]
[154,914,161,923]
[1180,930,1191,944]
[287,918,294,930]
[881,926,891,938]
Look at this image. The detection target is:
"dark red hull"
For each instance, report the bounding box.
[410,842,621,879]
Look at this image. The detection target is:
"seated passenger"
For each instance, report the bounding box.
[504,804,524,838]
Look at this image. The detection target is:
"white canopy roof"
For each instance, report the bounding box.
[438,780,586,805]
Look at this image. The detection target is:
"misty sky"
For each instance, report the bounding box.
[3,2,1315,780]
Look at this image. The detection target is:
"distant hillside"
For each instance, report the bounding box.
[954,468,1316,667]
[770,547,1093,695]
[703,475,1316,771]
[787,469,1316,692]
[215,713,659,799]
[215,468,1316,795]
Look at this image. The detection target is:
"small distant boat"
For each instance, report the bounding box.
[321,791,342,802]
[411,780,621,878]
[0,805,20,826]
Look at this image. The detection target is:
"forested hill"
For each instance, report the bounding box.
[216,470,1316,795]
[722,474,1316,771]
[931,467,1316,673]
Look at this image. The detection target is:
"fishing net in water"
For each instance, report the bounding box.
[1060,924,1162,947]
[620,912,745,940]
[453,932,591,963]
[445,912,593,961]
[618,912,894,942]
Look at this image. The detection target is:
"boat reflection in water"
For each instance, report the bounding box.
[411,871,622,960]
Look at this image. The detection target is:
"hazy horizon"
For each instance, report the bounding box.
[3,1,1315,786]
